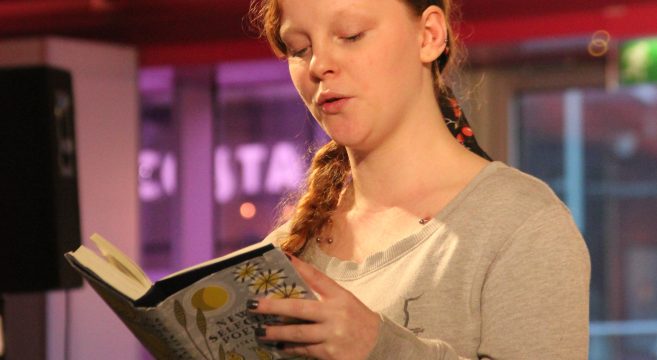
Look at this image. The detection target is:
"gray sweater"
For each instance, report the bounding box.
[266,161,591,359]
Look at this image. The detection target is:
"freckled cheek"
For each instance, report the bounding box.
[301,84,315,105]
[357,55,382,101]
[289,72,314,106]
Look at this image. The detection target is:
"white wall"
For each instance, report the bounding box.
[0,37,141,360]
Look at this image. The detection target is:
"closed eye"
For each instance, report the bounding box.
[344,32,364,42]
[289,47,310,58]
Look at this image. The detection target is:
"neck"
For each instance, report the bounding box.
[344,108,485,213]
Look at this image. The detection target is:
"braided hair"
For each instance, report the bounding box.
[250,0,491,254]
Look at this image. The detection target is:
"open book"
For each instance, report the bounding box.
[65,234,314,360]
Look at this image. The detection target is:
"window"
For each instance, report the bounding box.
[516,85,657,359]
[138,61,324,274]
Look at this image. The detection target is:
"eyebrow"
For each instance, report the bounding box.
[278,23,300,42]
[279,6,372,41]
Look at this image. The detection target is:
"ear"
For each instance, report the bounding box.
[418,6,448,64]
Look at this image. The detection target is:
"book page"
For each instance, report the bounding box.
[90,233,152,289]
[67,246,150,300]
[67,241,314,358]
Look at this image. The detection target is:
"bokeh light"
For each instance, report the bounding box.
[239,202,257,219]
[588,30,611,57]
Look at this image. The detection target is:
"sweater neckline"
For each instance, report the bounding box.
[305,161,506,281]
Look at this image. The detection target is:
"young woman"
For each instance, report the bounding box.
[247,0,591,359]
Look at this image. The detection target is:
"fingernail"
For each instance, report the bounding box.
[263,341,285,350]
[264,316,284,326]
[254,327,266,337]
[246,299,259,310]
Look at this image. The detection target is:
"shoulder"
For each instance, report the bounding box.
[260,221,292,247]
[478,163,588,258]
[470,161,566,215]
[446,161,586,253]
[462,161,570,225]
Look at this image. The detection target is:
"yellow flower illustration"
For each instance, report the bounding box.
[269,282,307,299]
[252,347,274,360]
[226,349,245,360]
[249,269,286,295]
[234,261,260,283]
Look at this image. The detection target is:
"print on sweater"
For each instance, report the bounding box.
[402,294,425,336]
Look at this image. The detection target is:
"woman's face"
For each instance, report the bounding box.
[279,0,432,152]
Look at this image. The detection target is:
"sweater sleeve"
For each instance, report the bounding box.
[478,204,590,358]
[366,205,591,360]
[366,315,468,359]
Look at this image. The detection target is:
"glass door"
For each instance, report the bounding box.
[515,84,657,359]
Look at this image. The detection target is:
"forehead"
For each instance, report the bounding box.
[278,0,375,14]
[278,0,408,34]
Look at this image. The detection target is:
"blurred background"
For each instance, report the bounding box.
[0,0,656,359]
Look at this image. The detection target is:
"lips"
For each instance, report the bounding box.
[317,92,345,106]
[316,91,350,114]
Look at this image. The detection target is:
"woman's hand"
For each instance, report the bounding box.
[247,255,381,360]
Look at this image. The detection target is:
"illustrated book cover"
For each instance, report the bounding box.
[65,233,314,360]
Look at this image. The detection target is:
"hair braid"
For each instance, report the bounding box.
[437,86,492,161]
[252,0,491,254]
[281,140,350,255]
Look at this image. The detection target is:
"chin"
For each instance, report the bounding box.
[330,137,375,154]
[325,129,361,146]
[321,121,374,150]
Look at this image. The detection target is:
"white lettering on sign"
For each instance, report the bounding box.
[265,142,304,194]
[214,141,305,204]
[139,141,305,203]
[214,146,235,204]
[234,143,268,195]
[139,149,178,202]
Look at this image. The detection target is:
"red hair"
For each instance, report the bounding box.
[249,0,468,255]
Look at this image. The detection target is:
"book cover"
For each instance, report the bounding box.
[66,234,314,360]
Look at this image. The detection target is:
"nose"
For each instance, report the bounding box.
[308,44,337,80]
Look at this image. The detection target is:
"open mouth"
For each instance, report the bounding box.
[323,97,342,104]
[316,92,350,113]
[319,96,350,114]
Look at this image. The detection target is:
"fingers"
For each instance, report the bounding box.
[279,342,328,359]
[289,255,341,298]
[257,322,325,344]
[249,297,325,322]
[247,259,381,360]
[257,324,338,360]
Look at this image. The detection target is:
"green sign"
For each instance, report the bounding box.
[620,37,657,85]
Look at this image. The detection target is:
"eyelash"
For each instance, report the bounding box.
[286,32,364,58]
[344,32,364,42]
[289,47,309,58]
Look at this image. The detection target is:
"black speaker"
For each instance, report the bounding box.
[0,66,82,292]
